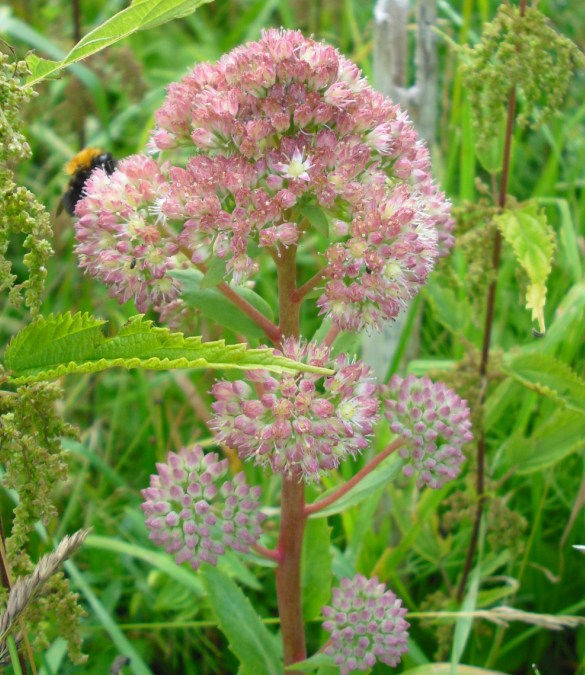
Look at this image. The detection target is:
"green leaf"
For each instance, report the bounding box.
[200,257,228,288]
[3,313,332,384]
[83,535,205,597]
[309,453,402,518]
[172,268,275,340]
[301,519,332,621]
[201,566,281,675]
[494,203,556,333]
[300,205,329,236]
[503,352,585,415]
[505,409,585,475]
[285,653,336,672]
[25,0,213,85]
[402,666,506,675]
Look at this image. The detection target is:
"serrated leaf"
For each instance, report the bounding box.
[201,566,281,675]
[494,202,555,333]
[25,0,212,85]
[309,453,402,518]
[505,409,585,475]
[172,268,275,340]
[301,519,332,621]
[3,313,332,384]
[503,352,585,415]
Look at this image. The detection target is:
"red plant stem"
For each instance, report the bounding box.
[291,269,326,302]
[167,232,282,344]
[214,277,282,344]
[273,245,307,671]
[322,323,340,347]
[253,543,282,563]
[305,438,404,517]
[456,0,526,602]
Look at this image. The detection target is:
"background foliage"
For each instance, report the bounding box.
[1,0,584,672]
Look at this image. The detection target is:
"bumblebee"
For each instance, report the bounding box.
[58,148,116,215]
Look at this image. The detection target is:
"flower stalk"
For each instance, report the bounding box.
[456,0,526,603]
[273,244,307,668]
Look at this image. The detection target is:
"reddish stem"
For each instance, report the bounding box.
[253,543,282,563]
[273,245,307,671]
[291,269,326,303]
[166,231,282,344]
[456,0,526,602]
[322,323,340,348]
[305,438,404,517]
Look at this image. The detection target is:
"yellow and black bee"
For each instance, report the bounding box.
[58,147,116,215]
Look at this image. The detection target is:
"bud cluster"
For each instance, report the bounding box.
[384,374,473,488]
[141,446,265,569]
[322,574,409,674]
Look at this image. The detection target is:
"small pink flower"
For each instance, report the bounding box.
[73,156,181,312]
[141,446,265,570]
[210,338,379,482]
[322,574,409,674]
[383,375,473,488]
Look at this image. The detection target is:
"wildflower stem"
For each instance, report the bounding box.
[291,269,326,303]
[456,0,526,603]
[322,323,340,348]
[304,438,404,517]
[252,543,282,563]
[168,231,282,344]
[273,244,307,670]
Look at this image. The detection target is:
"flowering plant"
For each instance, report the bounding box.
[66,29,473,672]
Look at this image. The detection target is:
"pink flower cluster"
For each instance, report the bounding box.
[322,574,409,674]
[141,446,265,569]
[74,29,452,329]
[74,155,181,312]
[210,338,379,482]
[384,375,473,488]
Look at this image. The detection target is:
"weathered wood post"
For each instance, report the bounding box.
[363,0,438,378]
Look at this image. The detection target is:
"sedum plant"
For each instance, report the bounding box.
[51,29,472,671]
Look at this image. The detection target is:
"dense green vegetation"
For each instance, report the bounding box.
[1,0,584,672]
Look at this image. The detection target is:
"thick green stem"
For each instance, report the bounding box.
[273,245,307,670]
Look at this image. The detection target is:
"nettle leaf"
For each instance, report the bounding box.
[3,313,331,384]
[301,518,332,621]
[202,566,281,675]
[494,202,555,333]
[25,0,212,85]
[172,268,274,341]
[505,409,585,475]
[503,352,585,415]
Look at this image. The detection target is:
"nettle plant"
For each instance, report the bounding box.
[4,29,474,673]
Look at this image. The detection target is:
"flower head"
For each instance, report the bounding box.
[210,338,379,482]
[74,155,181,311]
[141,446,265,570]
[74,30,452,323]
[322,574,409,674]
[383,375,473,488]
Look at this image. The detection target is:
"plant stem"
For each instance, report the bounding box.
[273,245,307,671]
[456,0,526,602]
[166,232,282,344]
[253,543,282,563]
[291,269,325,302]
[305,438,404,516]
